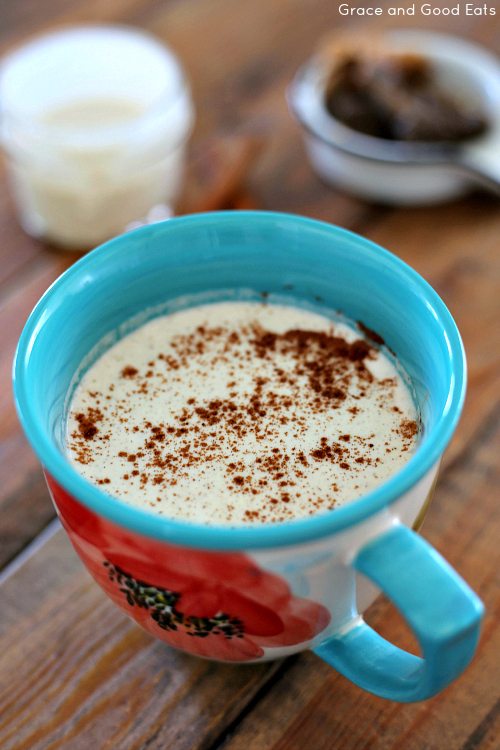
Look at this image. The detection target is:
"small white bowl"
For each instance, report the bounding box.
[288,30,500,205]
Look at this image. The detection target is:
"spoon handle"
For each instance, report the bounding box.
[457,138,500,197]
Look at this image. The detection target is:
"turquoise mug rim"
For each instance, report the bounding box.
[13,211,466,550]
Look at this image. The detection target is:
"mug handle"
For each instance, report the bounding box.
[313,524,484,702]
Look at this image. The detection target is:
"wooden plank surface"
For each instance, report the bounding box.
[1,0,499,563]
[0,0,499,748]
[0,526,282,750]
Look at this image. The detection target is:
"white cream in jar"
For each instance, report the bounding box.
[0,26,194,248]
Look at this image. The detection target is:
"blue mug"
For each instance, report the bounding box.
[13,211,483,701]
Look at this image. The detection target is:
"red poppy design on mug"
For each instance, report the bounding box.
[48,476,331,661]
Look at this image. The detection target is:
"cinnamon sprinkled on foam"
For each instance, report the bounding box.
[67,302,419,524]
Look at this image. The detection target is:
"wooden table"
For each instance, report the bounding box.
[1,2,499,748]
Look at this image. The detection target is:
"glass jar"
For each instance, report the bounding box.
[0,26,194,249]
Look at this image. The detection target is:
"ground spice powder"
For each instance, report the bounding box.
[68,307,419,523]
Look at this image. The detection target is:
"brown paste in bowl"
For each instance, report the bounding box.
[324,50,488,142]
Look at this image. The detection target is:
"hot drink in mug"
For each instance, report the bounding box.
[14,212,483,702]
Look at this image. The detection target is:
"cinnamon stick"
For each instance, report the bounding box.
[177,135,263,214]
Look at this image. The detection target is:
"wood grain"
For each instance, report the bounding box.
[0,0,499,747]
[0,256,73,567]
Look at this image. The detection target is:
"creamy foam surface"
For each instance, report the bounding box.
[66,302,419,524]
